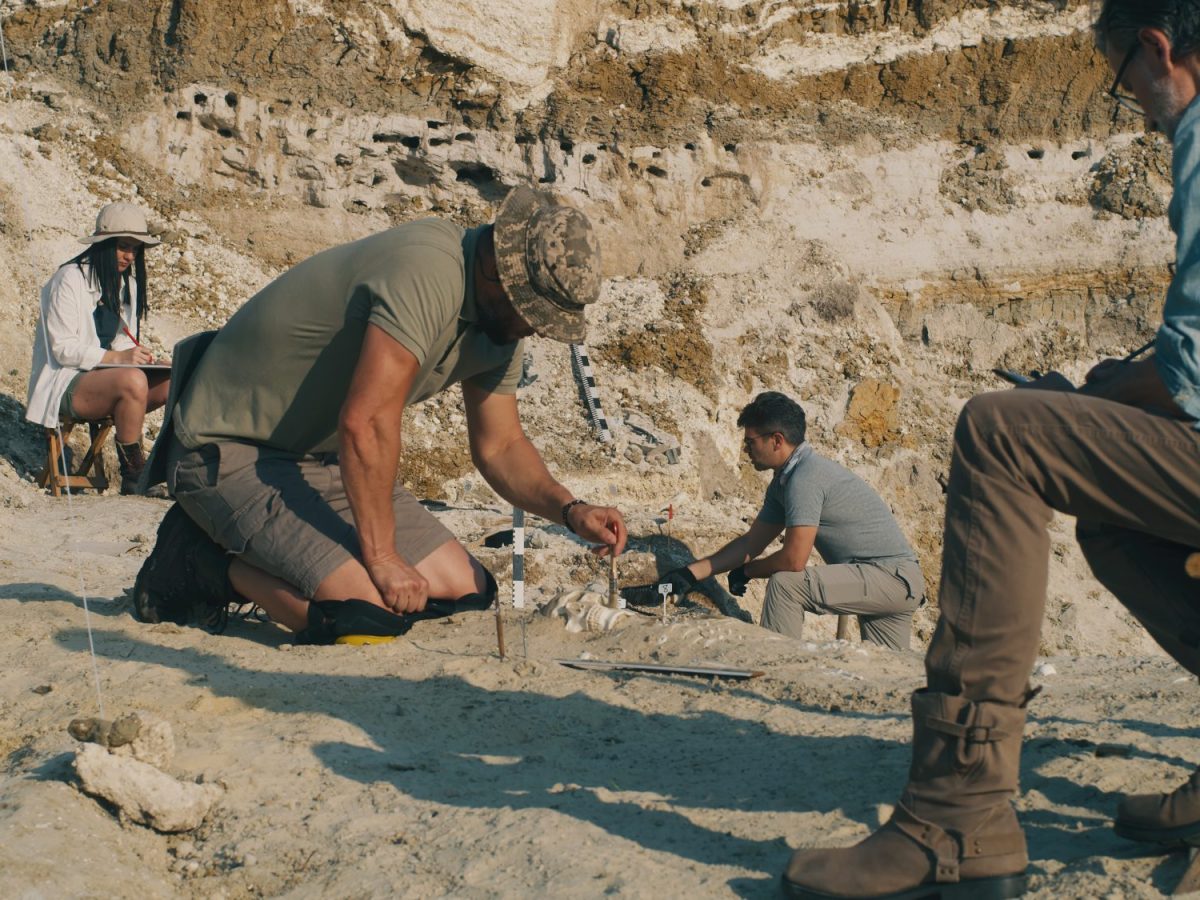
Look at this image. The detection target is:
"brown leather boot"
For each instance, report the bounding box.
[115,440,146,495]
[1115,768,1200,847]
[781,691,1029,899]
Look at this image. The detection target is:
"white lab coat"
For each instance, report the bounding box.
[25,261,138,428]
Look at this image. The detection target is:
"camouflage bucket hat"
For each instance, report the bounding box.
[493,186,601,343]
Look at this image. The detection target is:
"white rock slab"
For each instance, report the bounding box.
[74,744,222,833]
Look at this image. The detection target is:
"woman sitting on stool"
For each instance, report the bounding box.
[26,202,170,495]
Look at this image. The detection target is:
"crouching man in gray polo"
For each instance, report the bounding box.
[635,392,923,650]
[132,186,627,643]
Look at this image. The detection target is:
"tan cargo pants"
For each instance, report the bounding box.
[761,558,924,651]
[927,389,1200,705]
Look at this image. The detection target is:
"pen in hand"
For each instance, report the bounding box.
[1122,338,1155,363]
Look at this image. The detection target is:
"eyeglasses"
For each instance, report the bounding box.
[742,431,775,450]
[1109,44,1144,117]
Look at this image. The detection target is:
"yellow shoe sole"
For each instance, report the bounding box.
[334,634,397,646]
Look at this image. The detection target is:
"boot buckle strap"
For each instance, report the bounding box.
[891,810,962,883]
[927,716,1007,745]
[962,830,1026,859]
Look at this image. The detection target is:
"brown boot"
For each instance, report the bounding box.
[781,691,1029,900]
[1115,768,1200,847]
[115,440,146,495]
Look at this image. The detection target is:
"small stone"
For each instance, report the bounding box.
[108,713,143,748]
[174,840,196,859]
[242,853,257,867]
[623,445,643,464]
[32,684,52,695]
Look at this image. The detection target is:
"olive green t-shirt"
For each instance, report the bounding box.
[174,219,523,454]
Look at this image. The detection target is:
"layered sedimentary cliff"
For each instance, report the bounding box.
[0,0,1172,654]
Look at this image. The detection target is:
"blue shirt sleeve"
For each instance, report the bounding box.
[1160,100,1200,425]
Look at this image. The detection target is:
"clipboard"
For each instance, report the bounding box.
[95,363,172,370]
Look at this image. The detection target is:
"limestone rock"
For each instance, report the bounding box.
[837,379,901,448]
[74,744,222,833]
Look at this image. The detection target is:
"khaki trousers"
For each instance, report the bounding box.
[927,389,1200,705]
[761,558,924,651]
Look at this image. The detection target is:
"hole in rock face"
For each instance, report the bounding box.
[560,140,574,153]
[538,174,557,183]
[515,133,535,145]
[582,153,596,165]
[701,177,712,187]
[647,165,667,178]
[225,92,238,107]
[1027,148,1045,160]
[454,163,497,186]
[217,128,234,138]
[685,143,696,151]
[176,111,191,120]
[430,137,451,146]
[724,143,736,152]
[1071,149,1089,160]
[427,120,443,129]
[193,92,208,105]
[455,132,475,142]
[306,128,316,138]
[400,135,420,149]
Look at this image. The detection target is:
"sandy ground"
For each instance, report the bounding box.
[1,491,1198,899]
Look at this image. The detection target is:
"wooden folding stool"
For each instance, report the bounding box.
[37,418,113,497]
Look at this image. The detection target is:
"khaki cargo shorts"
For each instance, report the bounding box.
[168,440,454,598]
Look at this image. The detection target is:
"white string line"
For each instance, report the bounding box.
[38,282,107,719]
[0,10,10,101]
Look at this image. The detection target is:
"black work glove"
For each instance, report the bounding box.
[727,565,749,597]
[621,566,698,606]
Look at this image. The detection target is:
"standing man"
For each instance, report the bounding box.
[134,187,627,643]
[782,3,1200,898]
[629,392,924,651]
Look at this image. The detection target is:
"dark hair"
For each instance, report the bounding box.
[1094,0,1200,57]
[66,238,149,323]
[736,391,807,445]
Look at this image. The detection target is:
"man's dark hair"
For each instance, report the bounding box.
[736,391,807,445]
[1094,0,1200,56]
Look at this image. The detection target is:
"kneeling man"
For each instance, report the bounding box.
[645,392,923,650]
[134,187,626,642]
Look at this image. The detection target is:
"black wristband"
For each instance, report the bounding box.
[562,499,587,534]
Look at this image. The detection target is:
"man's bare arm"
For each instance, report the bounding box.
[463,381,627,555]
[686,518,783,580]
[744,525,818,580]
[338,324,426,611]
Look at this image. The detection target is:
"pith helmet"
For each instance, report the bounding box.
[80,202,161,246]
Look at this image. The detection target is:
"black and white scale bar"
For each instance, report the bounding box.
[569,343,613,444]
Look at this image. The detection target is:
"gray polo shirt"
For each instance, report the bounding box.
[174,219,523,455]
[759,443,917,565]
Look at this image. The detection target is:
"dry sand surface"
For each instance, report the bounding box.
[1,0,1199,897]
[2,495,1200,898]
